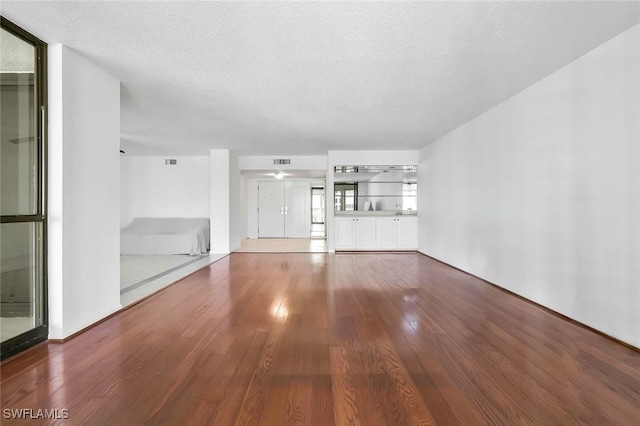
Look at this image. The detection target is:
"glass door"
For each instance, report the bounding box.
[1,18,48,360]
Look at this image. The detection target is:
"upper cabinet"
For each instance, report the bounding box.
[333,165,417,213]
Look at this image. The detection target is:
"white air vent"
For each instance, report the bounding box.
[165,159,177,165]
[273,158,291,165]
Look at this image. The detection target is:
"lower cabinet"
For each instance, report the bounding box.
[335,216,417,250]
[375,218,396,250]
[335,218,356,249]
[355,217,376,249]
[335,217,376,250]
[395,217,418,249]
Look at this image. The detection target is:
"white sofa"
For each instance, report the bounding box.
[121,218,210,255]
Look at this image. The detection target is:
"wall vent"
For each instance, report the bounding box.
[165,159,177,165]
[273,158,291,165]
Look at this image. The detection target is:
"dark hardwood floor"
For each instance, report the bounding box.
[1,253,639,425]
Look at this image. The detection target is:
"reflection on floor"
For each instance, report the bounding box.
[0,317,34,342]
[1,266,35,342]
[120,253,227,307]
[120,255,207,292]
[235,238,328,253]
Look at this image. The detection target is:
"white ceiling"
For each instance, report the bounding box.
[3,1,640,156]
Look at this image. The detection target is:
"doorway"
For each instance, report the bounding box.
[258,181,311,238]
[311,187,325,238]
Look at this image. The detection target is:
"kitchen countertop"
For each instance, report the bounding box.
[334,210,417,217]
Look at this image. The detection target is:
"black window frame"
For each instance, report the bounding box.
[0,16,48,361]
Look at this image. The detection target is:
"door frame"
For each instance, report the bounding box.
[311,186,326,238]
[0,17,49,361]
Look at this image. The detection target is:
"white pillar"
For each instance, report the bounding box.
[210,149,241,253]
[48,45,122,339]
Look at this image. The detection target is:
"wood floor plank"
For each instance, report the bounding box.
[330,346,360,426]
[309,328,335,426]
[1,253,639,425]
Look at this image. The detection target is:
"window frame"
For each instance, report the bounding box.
[0,16,48,361]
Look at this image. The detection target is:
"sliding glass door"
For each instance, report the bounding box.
[1,18,47,360]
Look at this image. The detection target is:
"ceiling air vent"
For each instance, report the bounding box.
[273,158,291,165]
[165,159,177,165]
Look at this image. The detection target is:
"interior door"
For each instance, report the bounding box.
[258,181,285,237]
[285,182,311,238]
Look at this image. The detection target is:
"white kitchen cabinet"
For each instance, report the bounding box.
[355,217,376,249]
[395,216,418,249]
[375,218,396,249]
[335,218,356,249]
[335,216,417,251]
[375,216,417,250]
[335,217,377,250]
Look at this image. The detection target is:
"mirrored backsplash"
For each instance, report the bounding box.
[333,165,417,213]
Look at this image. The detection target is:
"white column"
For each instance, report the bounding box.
[210,149,241,253]
[48,45,122,339]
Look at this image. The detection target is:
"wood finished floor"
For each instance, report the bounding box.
[1,253,639,425]
[235,238,328,253]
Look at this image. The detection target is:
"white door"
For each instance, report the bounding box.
[258,181,285,237]
[285,182,311,238]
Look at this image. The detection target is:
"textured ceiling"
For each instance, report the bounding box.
[2,1,640,156]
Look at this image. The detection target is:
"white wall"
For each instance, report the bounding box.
[239,155,327,171]
[48,45,121,339]
[246,177,259,239]
[418,25,640,347]
[120,156,210,227]
[210,149,242,253]
[327,150,419,251]
[240,175,249,239]
[229,151,242,251]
